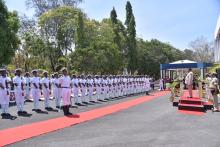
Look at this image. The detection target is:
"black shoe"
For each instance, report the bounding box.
[78,103,84,106]
[45,107,53,110]
[5,113,11,116]
[17,111,22,115]
[1,113,6,117]
[22,111,27,114]
[63,106,68,115]
[36,109,41,112]
[66,112,72,116]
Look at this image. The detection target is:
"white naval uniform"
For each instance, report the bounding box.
[159,79,164,91]
[108,78,112,98]
[100,78,105,99]
[24,77,31,100]
[0,76,10,113]
[59,76,71,106]
[52,78,61,107]
[88,79,95,101]
[72,78,81,104]
[112,78,117,98]
[103,78,108,99]
[79,78,88,103]
[13,76,25,111]
[123,78,127,96]
[31,76,41,109]
[108,78,113,98]
[95,78,102,100]
[41,77,50,108]
[146,78,150,91]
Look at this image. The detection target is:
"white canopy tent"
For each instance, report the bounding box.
[170,60,197,64]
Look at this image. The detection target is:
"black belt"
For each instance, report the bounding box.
[61,87,70,88]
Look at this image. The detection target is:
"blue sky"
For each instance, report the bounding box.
[5,0,220,49]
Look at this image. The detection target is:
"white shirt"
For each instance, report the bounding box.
[25,77,31,87]
[210,77,218,89]
[59,76,71,88]
[13,76,24,90]
[0,76,8,90]
[52,78,59,89]
[41,77,50,90]
[31,77,41,89]
[72,78,79,87]
[185,71,193,85]
[89,79,93,85]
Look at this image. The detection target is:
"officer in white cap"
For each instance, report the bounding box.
[59,68,72,116]
[52,73,61,108]
[102,75,109,100]
[31,70,41,111]
[0,68,10,117]
[13,68,26,115]
[95,75,102,101]
[72,74,82,106]
[41,71,52,110]
[80,74,88,104]
[24,72,31,101]
[87,75,96,102]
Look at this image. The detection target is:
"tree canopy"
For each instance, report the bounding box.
[0,0,20,65]
[1,0,208,79]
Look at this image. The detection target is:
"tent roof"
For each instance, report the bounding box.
[170,60,197,64]
[160,62,212,70]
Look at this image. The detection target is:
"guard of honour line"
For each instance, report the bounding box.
[0,67,151,117]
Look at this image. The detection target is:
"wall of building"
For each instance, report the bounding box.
[215,38,220,62]
[215,15,220,62]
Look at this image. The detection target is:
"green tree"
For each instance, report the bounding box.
[0,0,20,65]
[137,39,185,78]
[110,7,118,24]
[75,11,86,49]
[125,1,137,74]
[125,1,133,27]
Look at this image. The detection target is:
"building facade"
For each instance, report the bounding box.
[215,15,220,62]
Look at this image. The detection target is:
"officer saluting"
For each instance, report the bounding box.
[59,68,72,116]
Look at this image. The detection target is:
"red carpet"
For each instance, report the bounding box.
[0,91,169,146]
[178,90,205,115]
[178,110,204,116]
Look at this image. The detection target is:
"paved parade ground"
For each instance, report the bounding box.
[1,91,220,147]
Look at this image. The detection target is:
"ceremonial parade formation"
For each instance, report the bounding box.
[1,0,220,146]
[0,68,151,117]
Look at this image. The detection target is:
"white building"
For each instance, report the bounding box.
[215,15,220,62]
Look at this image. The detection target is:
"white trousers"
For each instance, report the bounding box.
[0,89,9,113]
[15,89,24,111]
[32,89,40,109]
[43,89,50,108]
[54,87,61,107]
[61,88,71,106]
